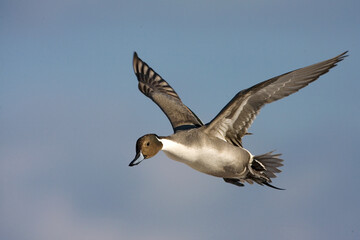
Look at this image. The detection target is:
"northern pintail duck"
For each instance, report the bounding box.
[129,51,347,189]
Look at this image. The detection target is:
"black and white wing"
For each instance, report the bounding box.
[133,52,203,132]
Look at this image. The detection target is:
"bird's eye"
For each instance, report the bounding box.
[146,142,150,146]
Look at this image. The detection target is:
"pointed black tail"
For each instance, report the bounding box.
[249,151,284,190]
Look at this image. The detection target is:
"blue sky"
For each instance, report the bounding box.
[1,0,360,239]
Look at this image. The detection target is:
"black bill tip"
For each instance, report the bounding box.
[129,151,144,167]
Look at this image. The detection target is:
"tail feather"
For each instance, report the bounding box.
[249,151,284,189]
[263,182,285,190]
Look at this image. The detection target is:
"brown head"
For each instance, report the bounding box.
[129,134,163,166]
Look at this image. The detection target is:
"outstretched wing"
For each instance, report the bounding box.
[133,52,203,132]
[204,52,348,146]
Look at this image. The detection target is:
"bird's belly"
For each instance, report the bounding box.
[162,144,250,178]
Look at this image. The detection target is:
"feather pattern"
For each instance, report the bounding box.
[205,52,348,144]
[133,52,203,132]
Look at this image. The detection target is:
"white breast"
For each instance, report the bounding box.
[160,138,201,164]
[159,138,250,178]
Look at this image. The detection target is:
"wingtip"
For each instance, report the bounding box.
[133,52,141,73]
[133,51,138,60]
[330,51,348,68]
[338,51,349,61]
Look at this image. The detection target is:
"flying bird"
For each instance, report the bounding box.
[129,51,347,189]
